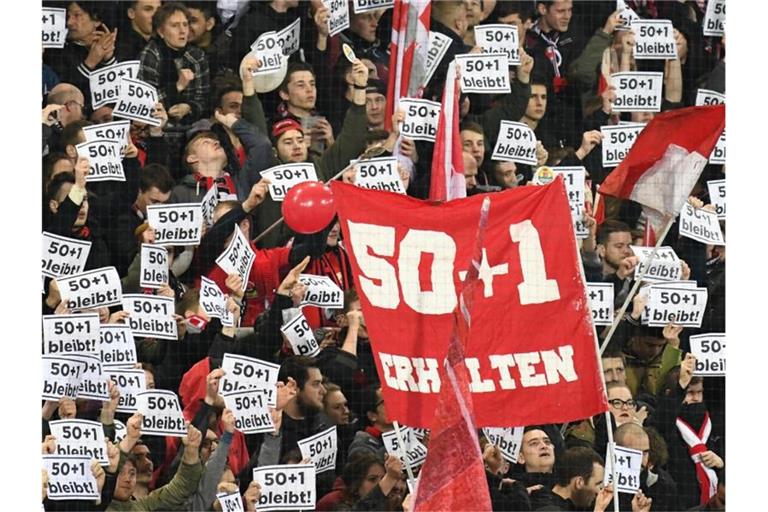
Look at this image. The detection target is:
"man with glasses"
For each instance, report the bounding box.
[42,83,85,155]
[348,387,392,462]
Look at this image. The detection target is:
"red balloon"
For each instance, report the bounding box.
[282,181,336,234]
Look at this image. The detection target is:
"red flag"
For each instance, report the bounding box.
[331,179,608,428]
[429,60,465,201]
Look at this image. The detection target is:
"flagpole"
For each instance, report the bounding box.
[392,420,417,488]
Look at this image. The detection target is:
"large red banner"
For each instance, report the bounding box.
[331,180,608,428]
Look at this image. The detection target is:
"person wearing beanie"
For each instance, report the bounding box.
[364,78,387,131]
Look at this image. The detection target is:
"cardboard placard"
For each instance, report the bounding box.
[483,426,524,463]
[630,246,682,283]
[251,31,283,74]
[105,368,146,413]
[89,61,140,109]
[222,389,275,434]
[42,313,100,355]
[354,157,405,194]
[455,53,511,94]
[200,183,219,227]
[549,167,587,239]
[399,98,440,142]
[140,244,169,289]
[146,203,203,246]
[136,389,187,437]
[645,286,708,327]
[276,17,301,56]
[611,72,663,112]
[382,427,428,468]
[616,7,639,32]
[707,179,726,219]
[71,353,110,401]
[604,443,643,494]
[492,120,537,166]
[216,491,245,512]
[298,426,338,474]
[99,324,137,368]
[49,419,108,465]
[298,274,344,308]
[689,333,726,377]
[708,130,725,164]
[600,123,644,168]
[474,24,521,65]
[695,88,725,107]
[216,225,256,288]
[252,464,316,512]
[702,0,725,37]
[75,140,125,182]
[113,78,160,126]
[632,19,677,59]
[259,163,319,201]
[281,310,321,357]
[422,31,452,87]
[200,277,235,327]
[679,203,724,246]
[586,283,615,326]
[42,232,92,279]
[43,455,100,501]
[58,267,122,310]
[324,0,350,37]
[42,356,86,401]
[220,353,280,404]
[42,8,67,48]
[122,294,177,341]
[82,120,131,154]
[353,0,394,13]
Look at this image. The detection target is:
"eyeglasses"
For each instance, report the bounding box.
[375,399,385,408]
[608,399,636,409]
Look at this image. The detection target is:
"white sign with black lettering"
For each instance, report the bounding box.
[630,246,682,283]
[492,120,537,166]
[42,232,92,279]
[43,455,100,501]
[645,286,708,328]
[707,180,725,219]
[354,157,405,194]
[82,120,131,151]
[113,78,160,126]
[483,427,524,463]
[222,389,275,434]
[137,389,187,437]
[220,353,279,406]
[58,267,122,310]
[679,203,724,246]
[200,184,219,227]
[612,72,663,112]
[324,0,350,37]
[147,203,203,246]
[616,7,639,32]
[216,491,245,512]
[423,31,452,87]
[709,130,725,164]
[600,123,644,167]
[399,98,440,142]
[76,140,125,182]
[299,274,344,308]
[251,31,283,74]
[703,0,725,37]
[42,356,86,401]
[586,283,614,326]
[42,8,67,48]
[474,24,520,65]
[632,19,677,59]
[253,464,316,512]
[200,277,235,327]
[123,294,178,341]
[298,426,338,474]
[260,163,318,202]
[71,353,110,401]
[382,427,428,468]
[90,61,140,109]
[689,333,726,377]
[695,89,725,107]
[281,310,321,357]
[99,324,137,368]
[455,53,510,94]
[140,244,168,289]
[216,225,256,288]
[276,17,301,56]
[114,419,127,442]
[49,419,108,465]
[43,313,100,355]
[353,0,394,13]
[106,368,146,413]
[604,443,642,494]
[551,167,588,238]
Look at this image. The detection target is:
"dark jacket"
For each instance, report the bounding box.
[229,2,300,74]
[43,42,116,110]
[115,26,151,62]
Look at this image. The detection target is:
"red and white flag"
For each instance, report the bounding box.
[597,105,725,234]
[429,60,465,202]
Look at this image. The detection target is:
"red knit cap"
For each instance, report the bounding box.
[271,118,304,143]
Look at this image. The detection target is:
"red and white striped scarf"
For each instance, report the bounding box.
[675,412,719,505]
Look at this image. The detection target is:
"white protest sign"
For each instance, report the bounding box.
[260,163,318,202]
[639,280,698,322]
[299,274,344,308]
[114,420,127,442]
[298,426,338,474]
[146,203,203,246]
[106,368,146,413]
[140,244,168,289]
[604,443,643,494]
[423,31,452,87]
[492,120,537,166]
[42,356,86,401]
[89,61,140,109]
[646,286,708,327]
[42,232,92,279]
[612,72,663,112]
[707,179,726,219]
[382,427,428,468]
[49,419,108,466]
[200,184,220,227]
[251,31,283,74]
[76,140,125,182]
[113,77,161,126]
[474,24,520,65]
[600,123,644,168]
[616,7,639,32]
[695,88,725,107]
[99,324,137,368]
[276,17,301,56]
[222,389,275,434]
[354,157,405,194]
[550,167,587,239]
[586,283,614,326]
[630,246,682,283]
[216,491,245,512]
[632,19,677,59]
[252,464,316,512]
[69,353,110,401]
[689,333,726,377]
[708,130,725,164]
[679,203,724,246]
[216,225,256,288]
[58,266,122,310]
[220,353,280,405]
[42,313,100,355]
[483,427,524,463]
[137,389,187,437]
[353,0,394,13]
[82,120,131,154]
[703,0,725,37]
[200,277,235,327]
[455,53,510,94]
[324,0,350,37]
[42,8,67,47]
[43,455,100,501]
[399,98,440,142]
[281,310,321,357]
[122,294,178,341]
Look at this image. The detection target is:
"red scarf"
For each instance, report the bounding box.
[675,412,718,505]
